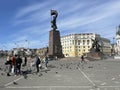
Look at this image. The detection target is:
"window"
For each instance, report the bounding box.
[83,40,85,45]
[87,40,89,45]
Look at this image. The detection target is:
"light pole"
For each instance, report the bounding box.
[14,43,19,48]
[25,40,30,49]
[112,37,115,55]
[113,37,115,44]
[25,40,32,56]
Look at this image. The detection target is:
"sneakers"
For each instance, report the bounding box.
[7,73,11,76]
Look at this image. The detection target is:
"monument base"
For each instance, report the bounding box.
[48,29,64,59]
[87,52,103,60]
[49,54,64,59]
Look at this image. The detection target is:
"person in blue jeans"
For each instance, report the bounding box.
[45,56,48,69]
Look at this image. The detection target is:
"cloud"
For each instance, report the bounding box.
[4,0,120,50]
[15,1,50,19]
[58,0,120,33]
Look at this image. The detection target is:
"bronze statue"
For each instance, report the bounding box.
[51,10,58,30]
[91,38,101,52]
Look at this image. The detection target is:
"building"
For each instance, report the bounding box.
[100,37,111,55]
[36,47,48,56]
[61,33,111,57]
[116,25,120,55]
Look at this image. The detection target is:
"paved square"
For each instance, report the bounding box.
[0,58,120,90]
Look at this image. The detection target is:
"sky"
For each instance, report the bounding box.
[0,0,120,50]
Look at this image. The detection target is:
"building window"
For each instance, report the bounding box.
[87,40,90,45]
[83,40,85,45]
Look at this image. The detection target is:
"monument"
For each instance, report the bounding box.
[87,38,103,60]
[48,10,64,58]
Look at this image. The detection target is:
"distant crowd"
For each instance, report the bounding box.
[4,54,49,76]
[4,54,87,76]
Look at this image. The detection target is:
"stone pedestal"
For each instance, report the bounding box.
[87,52,103,60]
[86,48,103,60]
[48,30,64,58]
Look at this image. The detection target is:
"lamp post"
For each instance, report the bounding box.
[112,37,115,55]
[14,43,19,55]
[25,40,30,49]
[25,40,32,56]
[113,37,115,44]
[14,43,19,48]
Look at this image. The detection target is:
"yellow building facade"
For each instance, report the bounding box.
[61,33,111,57]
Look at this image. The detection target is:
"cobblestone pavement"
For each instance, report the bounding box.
[0,57,120,90]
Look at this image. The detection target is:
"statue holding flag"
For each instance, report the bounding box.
[51,10,58,30]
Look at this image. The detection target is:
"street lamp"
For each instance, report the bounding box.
[25,40,30,49]
[14,43,19,48]
[112,37,115,55]
[113,37,115,44]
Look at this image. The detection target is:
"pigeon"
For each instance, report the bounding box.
[60,65,63,67]
[23,74,28,79]
[13,82,18,85]
[55,72,58,74]
[1,73,4,76]
[60,67,62,69]
[66,66,68,69]
[76,67,78,69]
[88,66,93,68]
[39,73,43,77]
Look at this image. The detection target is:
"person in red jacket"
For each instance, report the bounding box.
[11,55,16,75]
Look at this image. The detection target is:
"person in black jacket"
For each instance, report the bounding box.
[24,56,27,66]
[22,56,27,67]
[35,56,41,73]
[16,55,22,75]
[81,55,84,63]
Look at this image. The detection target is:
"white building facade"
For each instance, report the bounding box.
[116,25,120,55]
[61,33,111,57]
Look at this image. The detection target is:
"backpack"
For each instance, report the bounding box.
[36,57,41,65]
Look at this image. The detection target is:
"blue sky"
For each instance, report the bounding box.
[0,0,120,50]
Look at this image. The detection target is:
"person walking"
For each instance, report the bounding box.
[16,55,22,75]
[5,56,12,76]
[11,55,16,75]
[24,56,27,66]
[35,56,41,74]
[81,55,85,63]
[23,56,27,66]
[44,56,48,69]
